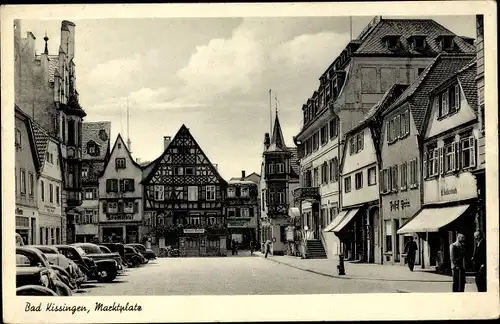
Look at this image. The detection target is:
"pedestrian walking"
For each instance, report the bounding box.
[231,239,236,255]
[404,236,418,271]
[472,231,487,292]
[264,240,272,258]
[235,241,239,255]
[249,240,255,255]
[450,233,467,292]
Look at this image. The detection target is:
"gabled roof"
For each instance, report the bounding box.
[31,123,51,168]
[456,59,477,112]
[141,124,227,185]
[82,121,111,161]
[355,18,476,55]
[383,53,476,133]
[287,147,300,177]
[102,133,142,173]
[47,55,59,82]
[15,105,41,175]
[267,113,287,152]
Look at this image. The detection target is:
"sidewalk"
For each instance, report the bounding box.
[256,252,477,293]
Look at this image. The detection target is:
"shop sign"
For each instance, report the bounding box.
[43,204,56,213]
[107,214,134,221]
[184,228,205,234]
[228,219,249,228]
[441,187,458,196]
[390,199,411,211]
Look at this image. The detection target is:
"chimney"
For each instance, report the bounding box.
[61,20,76,60]
[241,170,246,179]
[26,31,36,59]
[163,136,171,151]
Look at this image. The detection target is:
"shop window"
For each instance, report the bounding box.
[385,220,393,252]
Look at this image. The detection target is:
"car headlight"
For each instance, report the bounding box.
[40,273,50,287]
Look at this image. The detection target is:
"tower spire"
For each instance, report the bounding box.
[43,31,49,55]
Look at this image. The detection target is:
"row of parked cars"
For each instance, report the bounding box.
[15,233,157,296]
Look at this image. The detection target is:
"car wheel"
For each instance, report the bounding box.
[54,280,73,296]
[101,270,117,282]
[143,258,149,264]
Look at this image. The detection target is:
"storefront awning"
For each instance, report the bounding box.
[332,208,361,233]
[323,210,350,232]
[288,207,300,218]
[397,204,470,234]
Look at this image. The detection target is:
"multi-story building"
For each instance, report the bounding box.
[331,84,408,264]
[260,113,300,255]
[14,19,87,244]
[226,171,259,249]
[15,106,41,245]
[33,123,64,245]
[398,58,478,274]
[293,16,476,259]
[99,134,143,243]
[142,125,228,257]
[471,14,486,234]
[379,53,475,267]
[78,122,111,242]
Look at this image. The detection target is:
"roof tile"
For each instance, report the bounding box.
[82,121,111,160]
[31,123,51,167]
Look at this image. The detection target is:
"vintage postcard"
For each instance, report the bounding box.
[1,1,498,323]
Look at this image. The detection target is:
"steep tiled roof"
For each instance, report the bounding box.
[384,53,476,133]
[287,146,300,176]
[356,19,476,55]
[456,60,477,112]
[48,55,59,82]
[82,121,111,160]
[267,113,287,152]
[32,123,50,167]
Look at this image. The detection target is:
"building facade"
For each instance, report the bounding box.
[14,19,87,244]
[380,53,475,267]
[15,107,41,245]
[293,17,475,259]
[260,113,300,255]
[99,134,143,244]
[332,84,408,264]
[142,125,228,257]
[398,59,478,274]
[78,122,111,242]
[226,171,259,250]
[33,123,64,245]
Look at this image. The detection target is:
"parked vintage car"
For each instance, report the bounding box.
[72,243,125,271]
[16,247,72,296]
[54,245,117,282]
[101,243,143,267]
[126,243,157,261]
[28,245,86,289]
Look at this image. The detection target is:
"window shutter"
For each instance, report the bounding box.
[388,167,392,191]
[249,207,254,217]
[394,165,399,190]
[439,147,444,174]
[130,179,135,192]
[380,170,385,192]
[106,179,111,192]
[134,202,139,213]
[455,142,461,171]
[455,84,460,110]
[119,179,124,192]
[470,137,477,168]
[103,201,107,213]
[118,201,124,213]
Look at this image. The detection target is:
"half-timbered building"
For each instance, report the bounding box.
[142,125,228,257]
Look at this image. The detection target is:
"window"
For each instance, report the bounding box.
[329,157,339,182]
[188,186,198,201]
[320,125,328,145]
[268,163,275,175]
[400,110,410,137]
[277,191,285,204]
[387,119,394,142]
[313,168,319,187]
[227,187,235,198]
[106,179,119,192]
[20,170,26,194]
[355,172,363,190]
[391,165,399,191]
[49,183,54,203]
[56,186,60,205]
[241,208,250,218]
[344,176,351,193]
[441,37,454,51]
[227,208,236,217]
[120,179,135,192]
[154,185,164,201]
[188,216,201,226]
[82,166,89,178]
[460,136,476,169]
[400,162,408,190]
[107,202,118,214]
[206,185,216,201]
[413,36,426,50]
[443,138,456,172]
[174,167,184,175]
[409,159,418,188]
[261,191,266,211]
[185,167,194,175]
[313,133,319,150]
[425,144,439,178]
[387,36,399,50]
[28,172,34,196]
[322,162,328,184]
[381,168,390,193]
[124,201,134,213]
[385,220,393,252]
[448,84,460,114]
[241,187,249,197]
[84,189,93,200]
[368,167,377,186]
[329,118,338,139]
[40,179,44,201]
[440,90,449,117]
[276,163,284,174]
[51,228,55,245]
[15,128,22,148]
[115,158,126,169]
[349,132,364,155]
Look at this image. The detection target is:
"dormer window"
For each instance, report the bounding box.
[411,36,427,50]
[440,36,455,51]
[385,36,400,50]
[87,141,99,156]
[99,129,108,141]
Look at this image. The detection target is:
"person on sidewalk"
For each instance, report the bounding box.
[249,240,255,255]
[450,233,467,292]
[472,231,487,292]
[404,236,418,271]
[265,240,272,258]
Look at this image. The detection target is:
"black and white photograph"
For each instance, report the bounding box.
[1,2,498,323]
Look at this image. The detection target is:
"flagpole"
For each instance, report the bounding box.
[269,89,272,133]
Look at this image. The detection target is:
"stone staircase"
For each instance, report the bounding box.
[306,240,327,259]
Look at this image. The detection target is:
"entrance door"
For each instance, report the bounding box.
[367,207,378,263]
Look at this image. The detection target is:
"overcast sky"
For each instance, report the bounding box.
[20,15,476,179]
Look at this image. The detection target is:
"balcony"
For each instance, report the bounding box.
[293,187,320,202]
[66,189,83,207]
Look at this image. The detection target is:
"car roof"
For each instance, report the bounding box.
[27,245,59,253]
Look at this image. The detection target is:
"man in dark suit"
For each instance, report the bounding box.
[472,231,487,292]
[450,233,466,292]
